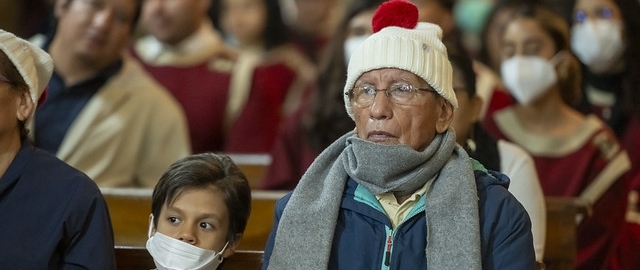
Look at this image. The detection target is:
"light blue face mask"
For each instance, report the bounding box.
[453,0,493,35]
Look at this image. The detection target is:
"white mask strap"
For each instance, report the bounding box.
[148,214,155,238]
[549,51,566,67]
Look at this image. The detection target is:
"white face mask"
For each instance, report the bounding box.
[500,55,559,105]
[343,35,369,66]
[571,19,625,74]
[146,215,228,270]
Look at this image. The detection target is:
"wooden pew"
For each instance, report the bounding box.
[102,188,286,250]
[240,190,287,250]
[227,154,271,189]
[102,188,153,246]
[115,246,263,270]
[542,196,590,270]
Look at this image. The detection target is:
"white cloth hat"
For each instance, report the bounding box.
[343,1,457,119]
[0,29,53,110]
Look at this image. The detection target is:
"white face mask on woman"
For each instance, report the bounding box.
[146,215,228,270]
[571,19,625,74]
[500,55,560,105]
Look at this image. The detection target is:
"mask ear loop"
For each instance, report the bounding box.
[549,51,566,67]
[148,214,155,238]
[216,242,230,264]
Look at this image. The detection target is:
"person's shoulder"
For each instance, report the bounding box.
[471,158,509,192]
[29,147,100,193]
[114,58,185,111]
[473,159,529,218]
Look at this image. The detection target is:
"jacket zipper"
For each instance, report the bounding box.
[382,204,425,269]
[384,235,392,266]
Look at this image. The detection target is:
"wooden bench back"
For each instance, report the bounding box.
[543,196,590,270]
[102,188,286,250]
[115,246,263,270]
[227,154,271,189]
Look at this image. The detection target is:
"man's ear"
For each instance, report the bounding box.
[222,233,243,258]
[435,99,455,133]
[16,91,34,122]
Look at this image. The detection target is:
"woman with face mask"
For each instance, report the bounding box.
[261,0,384,190]
[570,0,640,175]
[482,4,631,270]
[568,1,640,266]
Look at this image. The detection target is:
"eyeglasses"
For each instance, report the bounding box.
[346,83,436,107]
[0,75,12,84]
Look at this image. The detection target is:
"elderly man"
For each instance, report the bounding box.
[262,1,535,269]
[31,0,190,187]
[0,29,115,269]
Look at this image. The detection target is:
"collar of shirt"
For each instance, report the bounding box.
[375,176,435,228]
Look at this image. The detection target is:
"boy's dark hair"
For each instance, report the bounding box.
[151,153,251,242]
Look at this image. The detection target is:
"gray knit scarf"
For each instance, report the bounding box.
[266,129,481,269]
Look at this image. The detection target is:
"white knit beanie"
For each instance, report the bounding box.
[343,0,457,119]
[0,29,54,112]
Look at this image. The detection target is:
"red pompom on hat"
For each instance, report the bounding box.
[372,0,419,33]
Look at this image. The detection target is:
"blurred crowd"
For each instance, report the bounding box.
[1,0,639,269]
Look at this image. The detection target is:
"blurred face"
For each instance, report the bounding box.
[501,18,557,62]
[53,0,137,68]
[142,0,209,46]
[450,66,481,145]
[345,9,375,39]
[410,0,453,33]
[220,0,267,47]
[151,186,234,257]
[0,75,32,143]
[485,7,516,71]
[572,0,623,26]
[351,68,453,151]
[0,79,19,140]
[293,0,334,32]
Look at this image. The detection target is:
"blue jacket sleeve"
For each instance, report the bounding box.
[262,193,292,270]
[479,177,536,270]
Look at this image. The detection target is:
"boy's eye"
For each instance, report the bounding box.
[168,217,180,224]
[200,222,213,230]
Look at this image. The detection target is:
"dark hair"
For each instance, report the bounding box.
[447,50,476,97]
[303,0,386,151]
[0,49,30,138]
[477,0,535,69]
[211,0,289,50]
[60,0,142,29]
[503,3,582,106]
[151,153,251,242]
[614,0,640,118]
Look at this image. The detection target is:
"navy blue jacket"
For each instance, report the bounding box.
[263,164,536,269]
[0,142,115,269]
